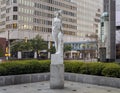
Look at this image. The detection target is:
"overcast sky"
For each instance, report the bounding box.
[116,0,120,26]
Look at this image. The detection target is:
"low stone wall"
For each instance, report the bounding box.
[0,73,50,86]
[65,73,120,88]
[0,73,120,88]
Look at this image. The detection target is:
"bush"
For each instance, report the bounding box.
[0,66,6,76]
[0,60,50,76]
[64,61,120,78]
[0,60,120,78]
[64,61,84,73]
[102,63,120,78]
[80,63,105,75]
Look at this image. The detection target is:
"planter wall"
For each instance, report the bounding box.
[65,73,120,88]
[0,73,120,88]
[0,73,50,86]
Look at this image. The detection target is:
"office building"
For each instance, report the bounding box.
[100,0,116,61]
[0,0,80,42]
[72,0,103,40]
[116,0,120,58]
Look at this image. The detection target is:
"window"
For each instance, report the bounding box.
[6,16,10,21]
[13,0,17,3]
[13,15,18,20]
[6,0,10,5]
[6,8,11,13]
[13,23,17,29]
[13,6,18,12]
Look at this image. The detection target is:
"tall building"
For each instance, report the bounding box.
[102,0,116,61]
[72,0,103,40]
[116,0,120,44]
[116,0,120,58]
[0,0,80,42]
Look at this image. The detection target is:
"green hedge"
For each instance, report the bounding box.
[0,60,120,78]
[64,61,120,78]
[0,60,50,76]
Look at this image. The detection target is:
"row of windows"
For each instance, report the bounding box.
[34,10,77,23]
[34,10,54,18]
[63,24,77,30]
[18,16,33,23]
[1,14,6,19]
[18,0,34,7]
[6,23,17,29]
[6,7,18,14]
[33,26,52,33]
[19,7,34,15]
[34,3,59,11]
[64,30,76,35]
[19,24,33,30]
[1,7,6,12]
[63,17,77,23]
[40,0,77,10]
[33,26,75,35]
[2,6,17,14]
[6,15,17,21]
[0,0,6,5]
[34,3,76,17]
[33,18,52,25]
[0,21,5,26]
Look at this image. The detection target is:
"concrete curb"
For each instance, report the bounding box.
[65,73,120,88]
[0,73,50,86]
[0,73,120,88]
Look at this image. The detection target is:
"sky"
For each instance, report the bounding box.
[116,0,120,26]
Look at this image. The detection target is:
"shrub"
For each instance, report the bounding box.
[0,60,120,78]
[80,63,104,75]
[65,61,120,78]
[64,61,83,73]
[102,63,120,78]
[0,60,50,76]
[0,66,6,76]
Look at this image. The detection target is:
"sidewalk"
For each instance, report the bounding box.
[0,81,120,93]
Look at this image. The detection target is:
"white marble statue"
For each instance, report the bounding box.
[52,10,63,54]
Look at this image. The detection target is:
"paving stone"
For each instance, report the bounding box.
[0,81,120,93]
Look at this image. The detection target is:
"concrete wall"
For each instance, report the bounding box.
[0,73,120,88]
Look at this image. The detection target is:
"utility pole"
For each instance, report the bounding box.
[6,30,10,60]
[8,30,11,59]
[47,35,51,59]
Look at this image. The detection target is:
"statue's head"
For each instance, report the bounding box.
[54,10,62,18]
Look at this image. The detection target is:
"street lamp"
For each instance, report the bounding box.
[6,30,11,60]
[47,35,50,59]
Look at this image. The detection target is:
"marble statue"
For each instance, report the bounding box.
[52,10,63,54]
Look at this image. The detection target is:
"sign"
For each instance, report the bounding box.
[5,53,11,57]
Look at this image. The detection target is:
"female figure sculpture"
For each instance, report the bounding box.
[52,10,63,54]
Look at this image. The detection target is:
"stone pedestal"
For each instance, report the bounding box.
[50,54,64,89]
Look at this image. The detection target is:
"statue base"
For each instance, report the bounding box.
[50,54,64,89]
[51,54,63,64]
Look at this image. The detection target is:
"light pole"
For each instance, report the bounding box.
[47,35,50,59]
[6,30,10,60]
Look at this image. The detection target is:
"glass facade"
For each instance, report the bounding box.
[0,0,77,37]
[72,0,103,40]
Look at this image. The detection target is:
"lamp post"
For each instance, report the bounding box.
[6,30,10,60]
[47,35,50,59]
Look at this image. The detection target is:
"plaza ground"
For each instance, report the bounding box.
[0,81,120,93]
